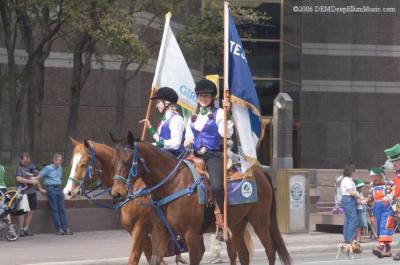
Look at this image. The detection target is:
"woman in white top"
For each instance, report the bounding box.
[184,79,233,241]
[340,164,362,243]
[141,87,185,157]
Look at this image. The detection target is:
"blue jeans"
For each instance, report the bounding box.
[342,195,358,242]
[46,186,69,231]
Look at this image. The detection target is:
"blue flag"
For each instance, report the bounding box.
[228,13,262,171]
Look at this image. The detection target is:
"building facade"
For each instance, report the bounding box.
[1,0,399,169]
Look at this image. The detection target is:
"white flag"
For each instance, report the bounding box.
[153,13,197,115]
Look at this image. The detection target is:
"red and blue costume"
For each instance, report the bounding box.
[368,174,396,258]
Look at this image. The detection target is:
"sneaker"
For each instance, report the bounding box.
[209,257,223,264]
[24,229,33,236]
[19,229,25,237]
[64,228,73,235]
[56,229,64,235]
[215,229,224,242]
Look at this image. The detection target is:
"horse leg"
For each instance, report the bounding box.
[226,239,237,265]
[128,225,148,265]
[142,233,153,264]
[185,230,205,265]
[150,225,170,265]
[250,218,276,264]
[231,221,249,265]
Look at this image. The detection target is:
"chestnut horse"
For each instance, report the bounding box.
[111,132,291,265]
[63,138,246,265]
[63,138,156,265]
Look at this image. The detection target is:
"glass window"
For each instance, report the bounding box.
[283,3,301,45]
[254,80,280,116]
[237,3,281,39]
[282,43,301,82]
[243,41,280,78]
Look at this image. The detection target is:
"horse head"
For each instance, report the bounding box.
[110,131,137,203]
[63,137,98,199]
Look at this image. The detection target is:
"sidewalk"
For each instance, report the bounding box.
[0,230,392,265]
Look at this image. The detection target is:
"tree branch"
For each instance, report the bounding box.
[125,62,144,83]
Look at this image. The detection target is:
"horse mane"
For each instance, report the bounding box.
[114,139,178,162]
[139,141,178,161]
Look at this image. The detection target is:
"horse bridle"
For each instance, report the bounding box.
[68,144,103,196]
[112,142,150,193]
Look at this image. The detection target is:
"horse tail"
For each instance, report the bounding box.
[265,171,292,265]
[244,224,254,261]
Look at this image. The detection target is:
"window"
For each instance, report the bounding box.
[237,3,281,40]
[243,41,280,77]
[254,80,280,116]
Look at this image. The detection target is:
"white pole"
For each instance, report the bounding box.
[223,1,229,242]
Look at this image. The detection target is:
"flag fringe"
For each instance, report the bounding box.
[231,95,261,117]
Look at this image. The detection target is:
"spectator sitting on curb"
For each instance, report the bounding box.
[38,154,73,235]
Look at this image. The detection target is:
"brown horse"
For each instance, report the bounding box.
[111,131,291,265]
[63,138,159,265]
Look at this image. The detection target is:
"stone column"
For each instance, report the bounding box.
[272,93,293,168]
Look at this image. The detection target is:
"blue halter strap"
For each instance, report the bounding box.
[112,144,201,253]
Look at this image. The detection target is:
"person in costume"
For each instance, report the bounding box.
[141,87,185,157]
[184,79,233,241]
[365,167,395,258]
[354,179,367,242]
[383,144,400,260]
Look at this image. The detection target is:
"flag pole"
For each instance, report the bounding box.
[141,87,156,141]
[141,12,172,141]
[223,1,229,242]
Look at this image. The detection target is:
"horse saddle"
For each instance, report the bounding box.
[184,154,257,206]
[185,154,249,181]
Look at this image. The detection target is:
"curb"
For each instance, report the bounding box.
[22,242,379,265]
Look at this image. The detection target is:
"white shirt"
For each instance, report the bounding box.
[185,108,234,141]
[157,110,185,150]
[340,176,356,196]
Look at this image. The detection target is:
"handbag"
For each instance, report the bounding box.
[17,194,31,212]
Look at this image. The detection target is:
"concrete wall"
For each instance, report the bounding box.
[14,193,123,234]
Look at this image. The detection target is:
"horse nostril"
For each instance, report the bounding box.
[112,192,122,202]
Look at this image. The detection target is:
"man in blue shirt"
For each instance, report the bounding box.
[39,154,73,235]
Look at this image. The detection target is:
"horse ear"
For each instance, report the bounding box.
[69,137,80,146]
[127,131,135,148]
[83,140,92,150]
[109,132,119,144]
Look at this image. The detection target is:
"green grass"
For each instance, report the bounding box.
[3,165,72,187]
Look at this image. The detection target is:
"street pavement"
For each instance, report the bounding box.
[2,230,400,265]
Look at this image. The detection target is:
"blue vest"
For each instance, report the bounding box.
[190,109,220,152]
[159,112,184,156]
